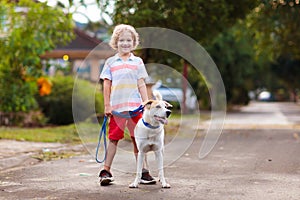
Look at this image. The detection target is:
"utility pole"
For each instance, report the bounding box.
[182,60,188,114]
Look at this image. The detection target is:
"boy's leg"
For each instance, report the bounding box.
[99,116,125,186]
[99,139,118,186]
[104,139,119,172]
[130,136,138,157]
[127,114,141,160]
[128,114,156,184]
[130,136,148,170]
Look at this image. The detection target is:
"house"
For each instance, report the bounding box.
[40,27,156,98]
[40,28,115,82]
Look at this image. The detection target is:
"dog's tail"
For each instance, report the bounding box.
[153,90,163,101]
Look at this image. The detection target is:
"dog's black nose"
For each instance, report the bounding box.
[166,110,171,118]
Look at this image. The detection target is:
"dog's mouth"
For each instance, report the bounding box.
[154,115,168,124]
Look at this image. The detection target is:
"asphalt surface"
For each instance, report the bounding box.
[1,101,300,200]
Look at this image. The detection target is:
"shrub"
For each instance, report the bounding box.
[0,68,38,113]
[36,76,103,125]
[0,111,47,127]
[0,0,74,126]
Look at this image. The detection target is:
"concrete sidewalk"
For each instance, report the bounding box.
[0,140,85,172]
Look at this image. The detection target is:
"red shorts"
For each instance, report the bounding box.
[108,112,142,140]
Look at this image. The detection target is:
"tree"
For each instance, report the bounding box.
[247,0,300,101]
[52,0,112,26]
[207,22,263,105]
[248,0,300,60]
[272,56,300,101]
[0,0,74,115]
[112,0,258,44]
[111,0,259,108]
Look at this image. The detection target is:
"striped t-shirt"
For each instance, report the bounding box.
[100,53,148,112]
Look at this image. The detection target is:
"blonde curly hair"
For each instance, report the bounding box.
[109,24,140,50]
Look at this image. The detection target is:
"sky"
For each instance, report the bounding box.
[39,0,113,24]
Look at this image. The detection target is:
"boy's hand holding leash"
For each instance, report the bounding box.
[104,104,112,116]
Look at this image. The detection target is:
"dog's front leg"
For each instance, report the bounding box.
[129,151,144,188]
[155,150,170,188]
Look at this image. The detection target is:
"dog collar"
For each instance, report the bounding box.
[142,119,160,129]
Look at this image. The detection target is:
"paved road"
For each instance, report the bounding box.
[1,101,300,200]
[224,101,300,128]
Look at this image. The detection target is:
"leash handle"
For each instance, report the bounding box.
[95,116,108,163]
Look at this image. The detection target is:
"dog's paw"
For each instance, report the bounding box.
[129,183,139,188]
[162,183,171,188]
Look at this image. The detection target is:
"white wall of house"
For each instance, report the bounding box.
[73,59,105,82]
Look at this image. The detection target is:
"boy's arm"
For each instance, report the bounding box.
[138,78,148,102]
[103,79,112,116]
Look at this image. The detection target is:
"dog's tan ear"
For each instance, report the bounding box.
[164,101,173,109]
[142,100,154,109]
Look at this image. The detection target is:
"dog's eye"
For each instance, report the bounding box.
[156,105,161,109]
[166,106,173,109]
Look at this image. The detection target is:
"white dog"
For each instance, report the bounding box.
[129,91,172,188]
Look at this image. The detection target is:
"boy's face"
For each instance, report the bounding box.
[117,30,134,55]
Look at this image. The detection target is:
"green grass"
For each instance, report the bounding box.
[0,113,206,144]
[0,124,81,143]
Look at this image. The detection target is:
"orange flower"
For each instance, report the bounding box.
[37,77,52,96]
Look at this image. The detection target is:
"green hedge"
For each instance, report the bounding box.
[36,76,103,125]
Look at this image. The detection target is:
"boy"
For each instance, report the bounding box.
[99,24,155,186]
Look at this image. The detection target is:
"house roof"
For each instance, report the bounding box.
[57,28,101,50]
[41,28,114,59]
